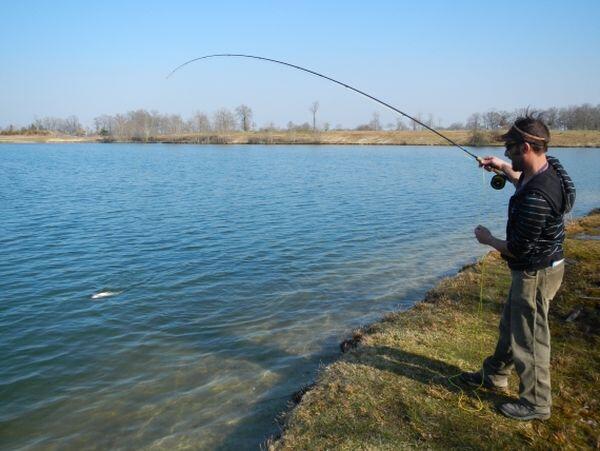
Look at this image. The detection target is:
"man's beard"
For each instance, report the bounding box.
[511,155,524,172]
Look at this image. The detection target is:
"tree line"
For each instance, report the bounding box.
[458,104,600,131]
[0,115,85,135]
[92,105,254,139]
[2,103,600,136]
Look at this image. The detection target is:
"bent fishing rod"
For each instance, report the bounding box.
[167,53,507,190]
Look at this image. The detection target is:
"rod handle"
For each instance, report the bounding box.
[476,157,504,176]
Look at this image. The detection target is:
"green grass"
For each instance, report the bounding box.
[270,210,600,450]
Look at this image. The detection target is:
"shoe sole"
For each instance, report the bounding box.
[498,408,551,421]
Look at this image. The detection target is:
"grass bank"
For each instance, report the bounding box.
[2,130,600,147]
[269,210,600,450]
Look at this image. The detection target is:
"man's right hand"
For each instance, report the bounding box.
[478,156,520,186]
[478,156,507,173]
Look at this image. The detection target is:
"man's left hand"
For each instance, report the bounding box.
[474,225,493,245]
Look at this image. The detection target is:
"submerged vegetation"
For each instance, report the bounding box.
[269,210,600,450]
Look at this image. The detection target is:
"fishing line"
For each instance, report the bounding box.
[169,53,500,411]
[447,170,490,413]
[167,53,507,186]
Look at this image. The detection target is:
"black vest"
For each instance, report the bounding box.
[505,165,565,271]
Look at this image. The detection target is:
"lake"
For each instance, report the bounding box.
[1,144,598,449]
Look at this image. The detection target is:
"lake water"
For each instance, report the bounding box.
[1,144,598,449]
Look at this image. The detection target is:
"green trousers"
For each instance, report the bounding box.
[483,262,564,410]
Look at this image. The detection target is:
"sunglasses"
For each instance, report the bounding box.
[504,142,521,153]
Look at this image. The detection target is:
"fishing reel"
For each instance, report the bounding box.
[476,157,507,190]
[491,173,508,190]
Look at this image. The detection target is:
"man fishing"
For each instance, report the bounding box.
[169,55,577,421]
[460,115,576,420]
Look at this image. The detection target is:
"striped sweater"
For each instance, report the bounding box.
[504,156,576,271]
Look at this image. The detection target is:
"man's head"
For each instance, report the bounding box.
[501,115,550,171]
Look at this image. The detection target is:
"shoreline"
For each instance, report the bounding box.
[268,210,600,449]
[2,130,600,147]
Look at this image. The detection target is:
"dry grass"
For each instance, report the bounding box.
[2,130,600,147]
[269,211,600,450]
[0,133,90,143]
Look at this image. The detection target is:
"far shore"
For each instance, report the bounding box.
[2,130,600,147]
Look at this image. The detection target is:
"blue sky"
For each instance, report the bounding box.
[1,0,599,128]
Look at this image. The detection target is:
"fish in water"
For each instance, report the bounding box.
[91,291,121,300]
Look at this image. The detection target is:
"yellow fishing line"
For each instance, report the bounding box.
[447,168,488,413]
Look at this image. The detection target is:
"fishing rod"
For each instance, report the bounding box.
[167,53,508,190]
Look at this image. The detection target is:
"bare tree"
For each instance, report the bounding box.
[151,110,165,135]
[94,115,114,135]
[395,118,408,130]
[260,122,278,132]
[126,109,152,139]
[62,116,81,134]
[368,112,382,131]
[287,121,311,131]
[309,101,319,131]
[235,105,253,132]
[466,113,482,130]
[542,107,559,129]
[213,108,237,132]
[412,113,423,131]
[191,111,211,132]
[113,114,127,137]
[167,114,185,135]
[32,115,83,135]
[466,104,600,131]
[426,113,434,128]
[447,122,464,130]
[482,110,510,130]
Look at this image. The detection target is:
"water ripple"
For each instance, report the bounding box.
[0,144,598,449]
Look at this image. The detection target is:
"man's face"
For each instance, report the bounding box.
[505,142,525,171]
